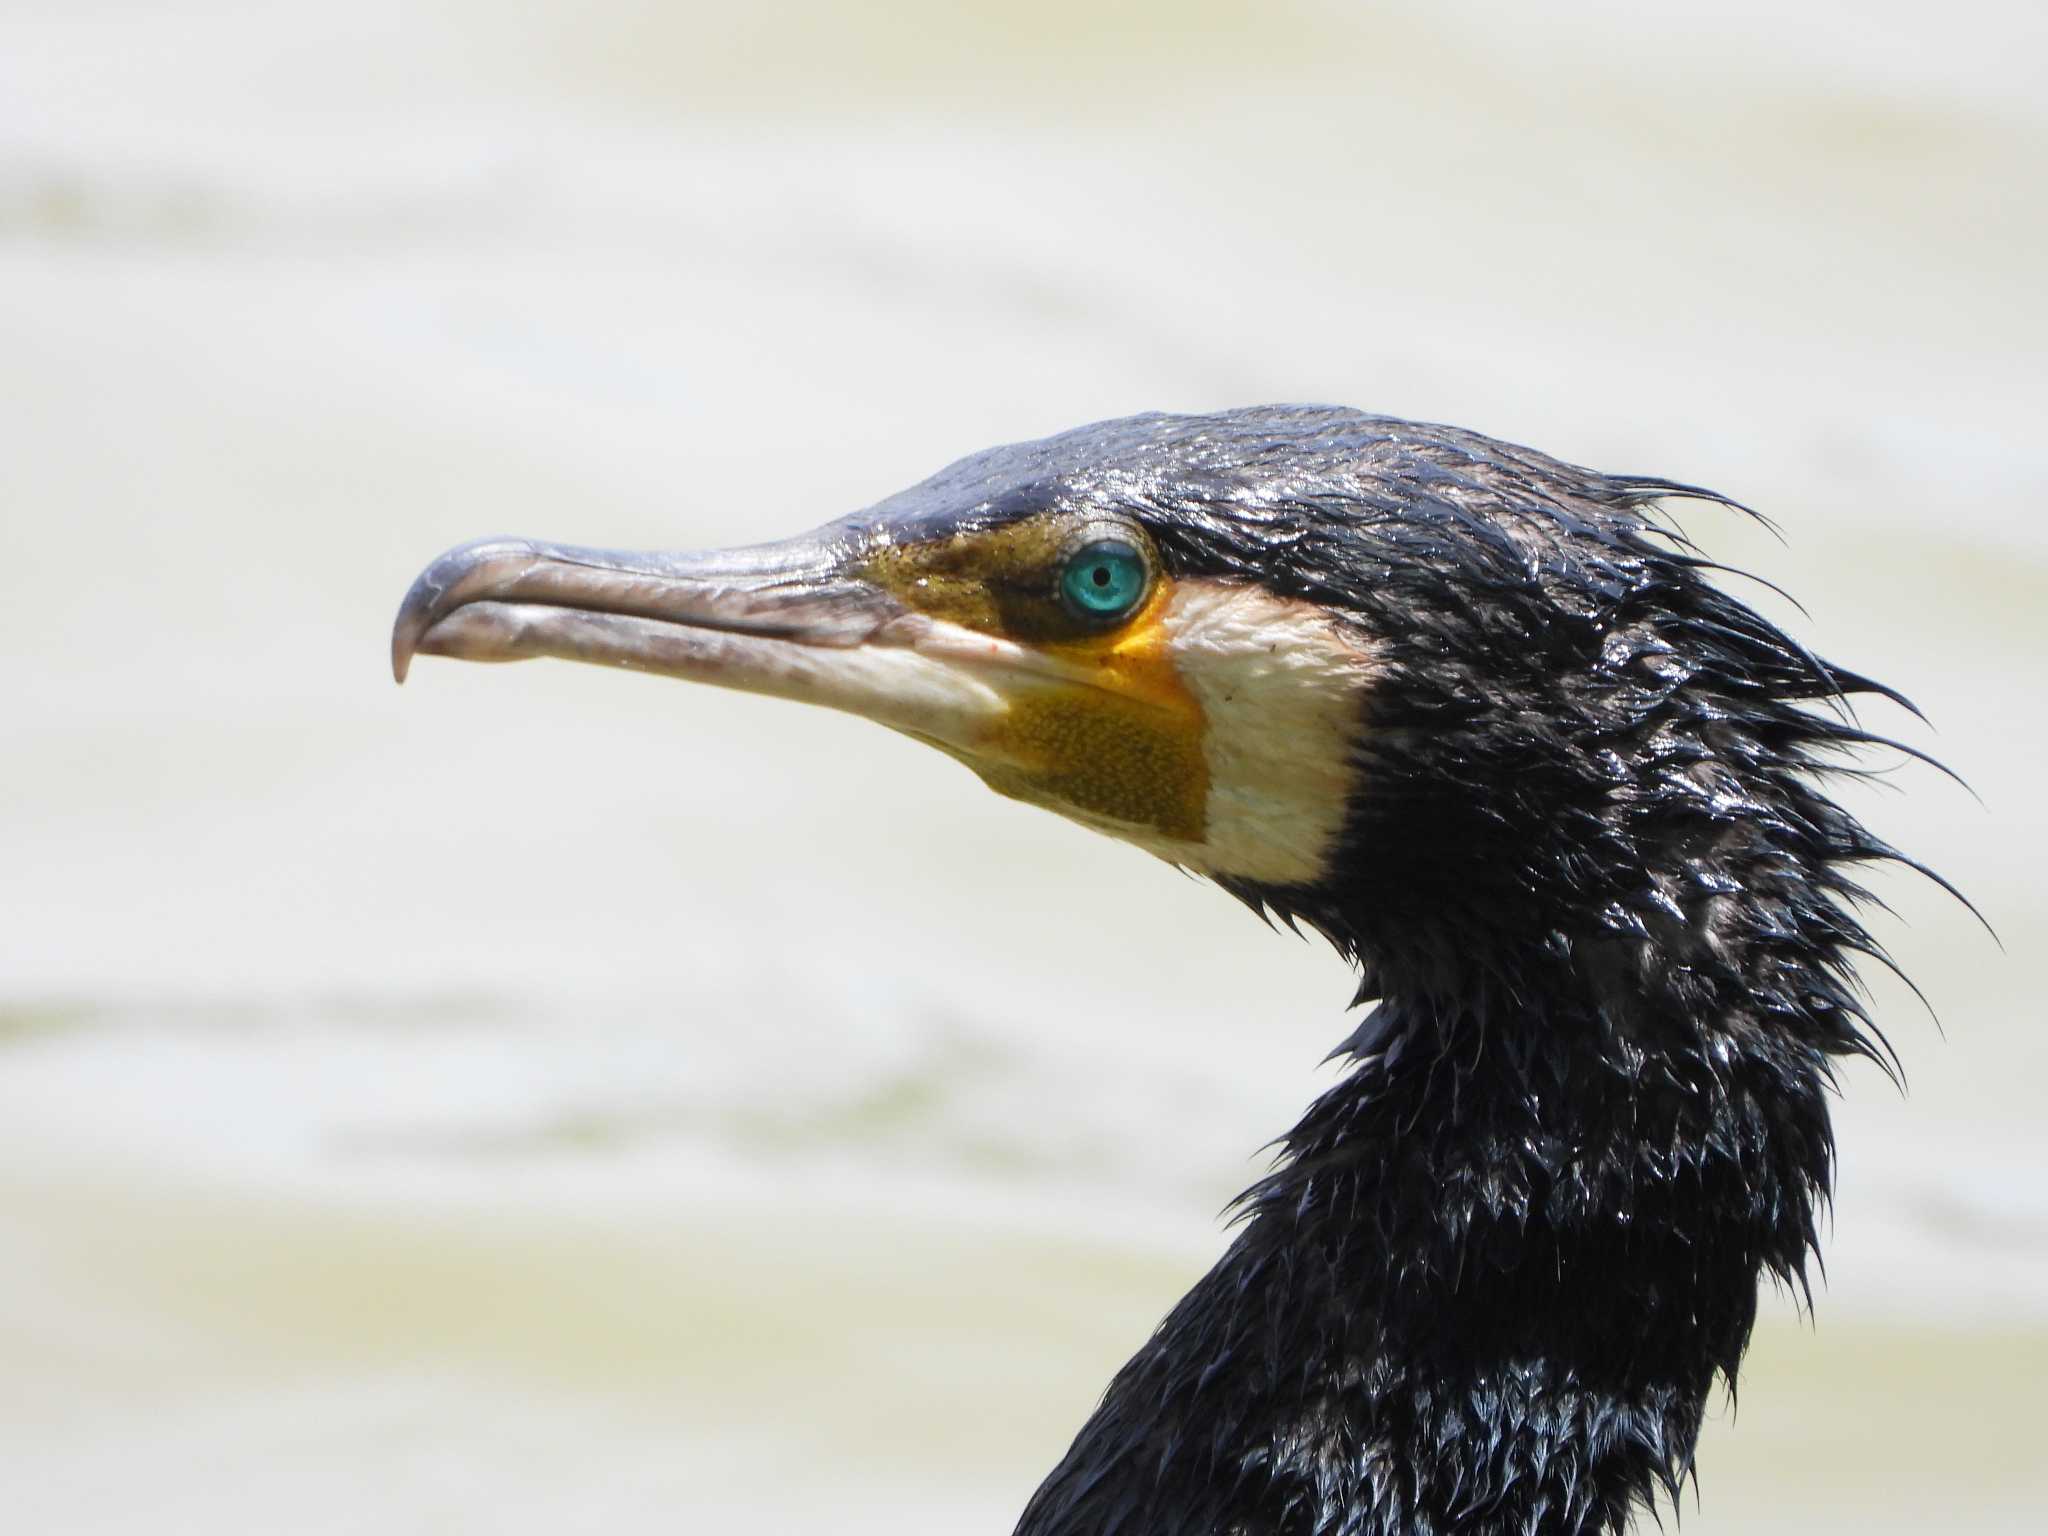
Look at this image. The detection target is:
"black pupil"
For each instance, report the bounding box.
[1091,566,1110,587]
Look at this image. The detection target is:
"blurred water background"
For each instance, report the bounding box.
[4,2,2045,1531]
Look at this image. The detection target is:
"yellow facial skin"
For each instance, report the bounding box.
[861,518,1211,843]
[390,514,1375,886]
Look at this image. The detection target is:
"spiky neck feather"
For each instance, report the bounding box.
[1019,765,1880,1536]
[1017,985,1836,1536]
[1018,439,1909,1536]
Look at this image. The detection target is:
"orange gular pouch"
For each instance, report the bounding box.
[859,517,1211,844]
[972,589,1209,842]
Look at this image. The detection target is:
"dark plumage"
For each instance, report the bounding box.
[394,405,1939,1536]
[991,411,1917,1535]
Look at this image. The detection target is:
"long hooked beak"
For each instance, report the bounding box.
[390,532,1009,743]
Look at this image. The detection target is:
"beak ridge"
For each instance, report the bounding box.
[390,531,887,685]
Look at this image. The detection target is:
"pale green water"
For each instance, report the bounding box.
[3,1,2045,1530]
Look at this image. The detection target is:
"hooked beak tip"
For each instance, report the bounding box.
[390,536,543,687]
[391,601,422,685]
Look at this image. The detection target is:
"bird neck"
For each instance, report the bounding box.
[1016,958,1837,1536]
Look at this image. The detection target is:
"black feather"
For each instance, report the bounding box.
[861,406,1942,1536]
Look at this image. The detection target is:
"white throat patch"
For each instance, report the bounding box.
[1135,580,1377,887]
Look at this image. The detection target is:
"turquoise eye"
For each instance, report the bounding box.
[1059,539,1149,622]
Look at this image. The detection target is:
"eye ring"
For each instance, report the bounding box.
[1058,535,1152,624]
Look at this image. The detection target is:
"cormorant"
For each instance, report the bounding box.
[392,406,1929,1536]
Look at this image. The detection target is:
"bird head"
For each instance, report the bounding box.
[394,406,1883,1006]
[392,409,1391,884]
